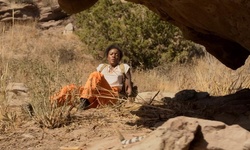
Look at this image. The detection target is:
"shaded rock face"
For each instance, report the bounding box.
[58,0,98,14]
[57,0,250,70]
[0,1,40,22]
[0,0,68,29]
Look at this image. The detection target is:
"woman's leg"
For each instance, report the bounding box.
[50,84,79,107]
[80,71,118,108]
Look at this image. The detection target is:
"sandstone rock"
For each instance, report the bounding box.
[63,22,73,35]
[39,20,63,29]
[0,0,68,28]
[38,5,68,22]
[6,82,29,106]
[6,82,28,94]
[0,3,39,22]
[126,116,250,150]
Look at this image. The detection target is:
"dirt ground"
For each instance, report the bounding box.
[0,101,160,150]
[1,90,250,150]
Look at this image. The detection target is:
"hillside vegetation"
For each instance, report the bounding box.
[75,0,204,69]
[0,23,250,113]
[0,1,250,149]
[0,1,250,130]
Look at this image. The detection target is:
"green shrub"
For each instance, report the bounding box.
[75,0,204,69]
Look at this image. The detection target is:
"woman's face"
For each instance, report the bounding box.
[107,48,121,67]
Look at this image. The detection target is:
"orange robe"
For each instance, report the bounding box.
[50,71,119,108]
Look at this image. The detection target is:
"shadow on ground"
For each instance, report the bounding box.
[130,88,250,131]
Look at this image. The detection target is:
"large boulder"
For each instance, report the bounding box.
[126,116,250,150]
[57,0,250,70]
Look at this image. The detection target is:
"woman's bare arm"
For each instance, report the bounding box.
[125,68,132,96]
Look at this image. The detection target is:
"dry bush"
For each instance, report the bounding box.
[0,110,16,132]
[32,96,77,129]
[183,53,250,95]
[135,52,250,96]
[0,62,13,132]
[0,22,97,84]
[131,41,250,96]
[132,69,175,93]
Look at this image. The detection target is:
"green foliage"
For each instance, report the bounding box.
[75,0,204,69]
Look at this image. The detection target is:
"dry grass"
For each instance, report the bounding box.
[170,53,250,96]
[1,22,250,130]
[42,0,58,6]
[133,51,250,96]
[0,22,97,129]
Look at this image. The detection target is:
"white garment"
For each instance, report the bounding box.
[96,63,130,90]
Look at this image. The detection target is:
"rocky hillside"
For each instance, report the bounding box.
[2,1,250,149]
[0,0,69,29]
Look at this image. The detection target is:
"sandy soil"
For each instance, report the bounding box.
[1,92,250,150]
[0,102,155,150]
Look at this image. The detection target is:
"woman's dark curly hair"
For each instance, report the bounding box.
[105,44,123,60]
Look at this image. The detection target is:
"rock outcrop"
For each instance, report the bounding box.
[126,116,250,150]
[57,0,250,70]
[0,0,68,29]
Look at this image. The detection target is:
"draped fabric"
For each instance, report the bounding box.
[50,71,119,108]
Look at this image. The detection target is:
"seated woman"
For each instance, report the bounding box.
[50,44,133,109]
